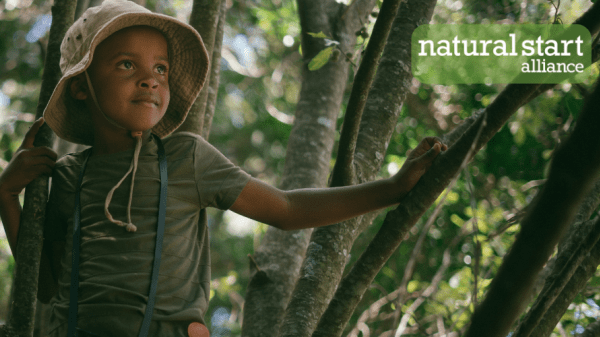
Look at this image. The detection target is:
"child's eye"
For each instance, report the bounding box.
[118,61,134,70]
[156,65,168,75]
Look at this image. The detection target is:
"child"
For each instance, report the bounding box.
[0,0,446,336]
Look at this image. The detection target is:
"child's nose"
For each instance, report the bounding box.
[138,70,160,89]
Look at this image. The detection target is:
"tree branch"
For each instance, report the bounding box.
[330,0,405,187]
[466,74,600,336]
[513,216,600,337]
[202,0,227,140]
[6,0,76,336]
[243,0,372,335]
[395,228,466,336]
[513,178,600,336]
[309,0,440,335]
[176,0,222,135]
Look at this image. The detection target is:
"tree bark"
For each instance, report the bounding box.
[5,0,76,336]
[242,1,376,336]
[329,0,405,188]
[531,234,600,336]
[466,76,600,336]
[307,0,438,335]
[202,0,226,141]
[176,0,222,135]
[512,178,600,337]
[278,0,407,336]
[513,217,600,337]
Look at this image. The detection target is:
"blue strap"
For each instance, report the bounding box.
[138,134,168,337]
[67,135,168,337]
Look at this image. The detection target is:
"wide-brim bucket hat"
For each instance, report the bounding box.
[43,0,209,145]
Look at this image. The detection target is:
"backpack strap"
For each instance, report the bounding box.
[138,134,168,336]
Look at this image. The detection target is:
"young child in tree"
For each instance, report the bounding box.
[0,0,446,336]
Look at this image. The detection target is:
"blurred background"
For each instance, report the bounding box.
[1,0,599,335]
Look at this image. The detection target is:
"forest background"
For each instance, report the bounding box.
[1,0,600,336]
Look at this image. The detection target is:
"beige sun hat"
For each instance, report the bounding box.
[43,0,209,146]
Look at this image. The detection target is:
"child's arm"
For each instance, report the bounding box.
[230,137,447,231]
[0,117,57,256]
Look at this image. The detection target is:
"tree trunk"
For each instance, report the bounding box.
[466,77,600,337]
[4,0,76,336]
[512,179,600,337]
[202,0,226,141]
[176,0,222,136]
[309,0,438,335]
[242,1,376,336]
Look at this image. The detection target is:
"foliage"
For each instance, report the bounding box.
[0,0,599,336]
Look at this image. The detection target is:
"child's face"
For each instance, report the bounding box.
[84,26,170,135]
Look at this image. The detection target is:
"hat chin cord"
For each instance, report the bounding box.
[85,70,143,233]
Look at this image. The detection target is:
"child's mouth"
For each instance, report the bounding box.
[134,101,158,107]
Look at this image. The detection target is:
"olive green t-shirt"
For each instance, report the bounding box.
[44,132,251,336]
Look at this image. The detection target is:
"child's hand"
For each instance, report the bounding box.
[392,137,447,196]
[0,118,57,198]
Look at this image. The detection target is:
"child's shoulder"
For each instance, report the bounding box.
[55,148,91,168]
[162,131,215,154]
[163,131,206,144]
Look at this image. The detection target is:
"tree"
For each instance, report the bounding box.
[2,0,600,336]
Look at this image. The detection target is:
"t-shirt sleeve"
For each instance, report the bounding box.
[193,136,251,210]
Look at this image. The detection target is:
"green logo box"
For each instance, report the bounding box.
[411,24,592,84]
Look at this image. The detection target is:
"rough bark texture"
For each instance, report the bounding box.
[522,185,600,337]
[532,236,600,336]
[242,1,376,336]
[514,218,600,337]
[278,1,408,336]
[330,0,405,188]
[176,0,222,135]
[308,0,438,335]
[511,178,600,337]
[466,76,600,337]
[5,1,76,336]
[202,0,226,141]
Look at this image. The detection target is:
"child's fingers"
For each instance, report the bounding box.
[21,117,45,149]
[25,155,56,170]
[27,146,58,161]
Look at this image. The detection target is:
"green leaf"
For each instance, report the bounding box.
[307,31,330,39]
[308,46,334,71]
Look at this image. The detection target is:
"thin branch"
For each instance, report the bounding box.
[395,227,468,336]
[464,165,480,308]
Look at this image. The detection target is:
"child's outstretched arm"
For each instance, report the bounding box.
[230,137,447,231]
[0,117,57,256]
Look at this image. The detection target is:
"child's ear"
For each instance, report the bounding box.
[69,74,88,100]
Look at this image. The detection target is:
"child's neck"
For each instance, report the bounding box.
[91,129,152,156]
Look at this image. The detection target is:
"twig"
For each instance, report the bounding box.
[463,165,480,307]
[394,226,469,336]
[247,254,262,272]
